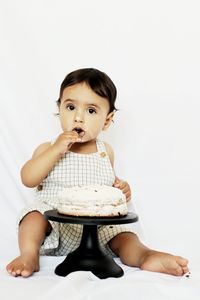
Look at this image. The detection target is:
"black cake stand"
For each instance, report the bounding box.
[44,209,138,279]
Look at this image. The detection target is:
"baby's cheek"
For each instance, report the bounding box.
[87,128,99,139]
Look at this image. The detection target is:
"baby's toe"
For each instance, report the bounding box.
[177,256,188,266]
[6,262,13,273]
[174,256,189,275]
[173,265,184,276]
[176,256,189,272]
[21,268,32,277]
[11,265,22,276]
[16,268,23,275]
[182,265,190,274]
[6,265,16,276]
[6,267,12,274]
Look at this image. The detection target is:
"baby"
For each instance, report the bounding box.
[7,68,189,277]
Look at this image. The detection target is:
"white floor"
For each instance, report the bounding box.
[1,255,200,300]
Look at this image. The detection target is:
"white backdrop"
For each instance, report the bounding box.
[1,0,200,268]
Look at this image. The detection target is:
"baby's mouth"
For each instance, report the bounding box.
[72,127,85,137]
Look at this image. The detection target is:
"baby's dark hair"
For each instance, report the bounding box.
[56,68,117,113]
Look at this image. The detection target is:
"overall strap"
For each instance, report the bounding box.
[96,139,107,153]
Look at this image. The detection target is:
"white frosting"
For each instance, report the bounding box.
[57,185,128,217]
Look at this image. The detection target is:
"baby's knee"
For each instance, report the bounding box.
[20,210,43,223]
[20,211,51,232]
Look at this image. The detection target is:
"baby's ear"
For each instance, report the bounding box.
[103,111,115,130]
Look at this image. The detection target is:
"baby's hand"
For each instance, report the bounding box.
[53,131,81,155]
[113,177,131,202]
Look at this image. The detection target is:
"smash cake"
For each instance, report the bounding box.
[57,185,128,217]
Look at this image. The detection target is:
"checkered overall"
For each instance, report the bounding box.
[18,139,135,256]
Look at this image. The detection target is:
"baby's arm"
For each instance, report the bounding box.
[104,142,131,202]
[21,131,80,187]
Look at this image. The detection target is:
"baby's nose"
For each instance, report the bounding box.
[74,112,84,123]
[74,116,83,123]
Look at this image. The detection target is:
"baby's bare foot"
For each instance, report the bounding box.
[6,253,39,277]
[140,251,189,276]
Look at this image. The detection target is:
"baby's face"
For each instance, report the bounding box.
[59,82,113,142]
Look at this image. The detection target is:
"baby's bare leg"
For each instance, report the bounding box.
[109,232,189,276]
[6,211,51,277]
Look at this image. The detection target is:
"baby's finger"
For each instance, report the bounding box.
[63,131,79,139]
[121,184,130,193]
[114,180,124,188]
[113,181,120,188]
[113,177,120,185]
[119,181,128,190]
[125,191,131,202]
[68,137,81,148]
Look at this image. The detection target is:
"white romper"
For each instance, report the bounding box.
[18,139,136,256]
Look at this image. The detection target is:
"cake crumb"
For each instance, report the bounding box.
[185,271,191,278]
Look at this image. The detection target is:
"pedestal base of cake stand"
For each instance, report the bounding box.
[44,210,138,279]
[55,225,123,279]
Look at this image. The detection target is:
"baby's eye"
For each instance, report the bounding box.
[87,108,97,114]
[66,104,75,111]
